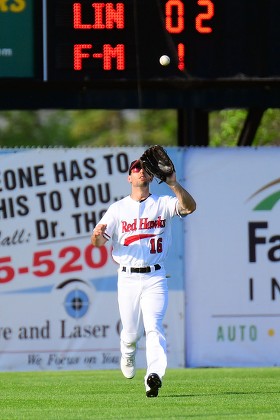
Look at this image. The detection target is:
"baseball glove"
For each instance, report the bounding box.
[140,145,175,183]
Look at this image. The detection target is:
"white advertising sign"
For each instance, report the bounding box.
[185,147,280,367]
[0,147,185,371]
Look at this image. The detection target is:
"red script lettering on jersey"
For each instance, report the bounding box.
[121,217,166,233]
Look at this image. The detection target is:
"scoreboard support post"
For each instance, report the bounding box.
[178,109,209,147]
[237,109,266,147]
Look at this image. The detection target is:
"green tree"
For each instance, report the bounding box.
[0,109,279,148]
[209,109,280,146]
[0,111,75,147]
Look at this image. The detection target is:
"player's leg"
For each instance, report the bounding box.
[117,272,144,378]
[141,272,168,395]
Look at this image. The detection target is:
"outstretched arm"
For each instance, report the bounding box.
[166,172,196,216]
[91,224,108,247]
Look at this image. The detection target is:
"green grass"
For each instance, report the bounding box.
[0,367,280,419]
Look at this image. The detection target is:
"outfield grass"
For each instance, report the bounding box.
[0,367,280,419]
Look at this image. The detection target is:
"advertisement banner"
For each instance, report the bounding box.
[0,0,34,77]
[0,147,185,371]
[185,147,280,367]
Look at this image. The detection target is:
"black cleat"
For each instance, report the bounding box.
[146,373,162,398]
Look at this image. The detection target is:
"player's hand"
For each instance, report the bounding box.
[93,224,107,237]
[91,224,108,247]
[94,224,107,236]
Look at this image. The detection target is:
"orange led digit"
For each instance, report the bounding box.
[177,43,185,71]
[195,0,214,34]
[165,0,184,34]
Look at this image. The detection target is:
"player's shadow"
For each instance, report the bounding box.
[163,390,279,398]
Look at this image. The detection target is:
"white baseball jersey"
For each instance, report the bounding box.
[97,194,180,267]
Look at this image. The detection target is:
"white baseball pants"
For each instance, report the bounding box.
[117,267,168,380]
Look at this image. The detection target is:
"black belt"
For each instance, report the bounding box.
[122,264,161,273]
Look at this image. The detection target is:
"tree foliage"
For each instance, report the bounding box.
[209,109,280,147]
[0,109,279,148]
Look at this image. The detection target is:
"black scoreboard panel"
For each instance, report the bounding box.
[0,0,280,109]
[46,0,280,81]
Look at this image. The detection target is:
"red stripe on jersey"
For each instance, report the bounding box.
[124,233,156,246]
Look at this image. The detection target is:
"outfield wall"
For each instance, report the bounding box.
[0,147,185,371]
[0,147,279,371]
[184,148,280,367]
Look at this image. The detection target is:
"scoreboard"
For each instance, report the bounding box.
[47,0,280,81]
[0,0,280,109]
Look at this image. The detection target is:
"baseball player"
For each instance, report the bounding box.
[91,158,196,397]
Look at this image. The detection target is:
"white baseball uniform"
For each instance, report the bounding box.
[95,193,181,382]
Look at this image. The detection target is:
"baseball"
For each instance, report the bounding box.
[159,55,170,66]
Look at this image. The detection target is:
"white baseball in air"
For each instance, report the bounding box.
[159,55,170,66]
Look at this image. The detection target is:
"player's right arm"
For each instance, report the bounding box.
[91,224,108,247]
[166,172,196,216]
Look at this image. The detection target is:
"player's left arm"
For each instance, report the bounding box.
[165,172,196,216]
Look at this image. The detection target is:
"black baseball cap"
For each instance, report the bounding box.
[128,159,142,174]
